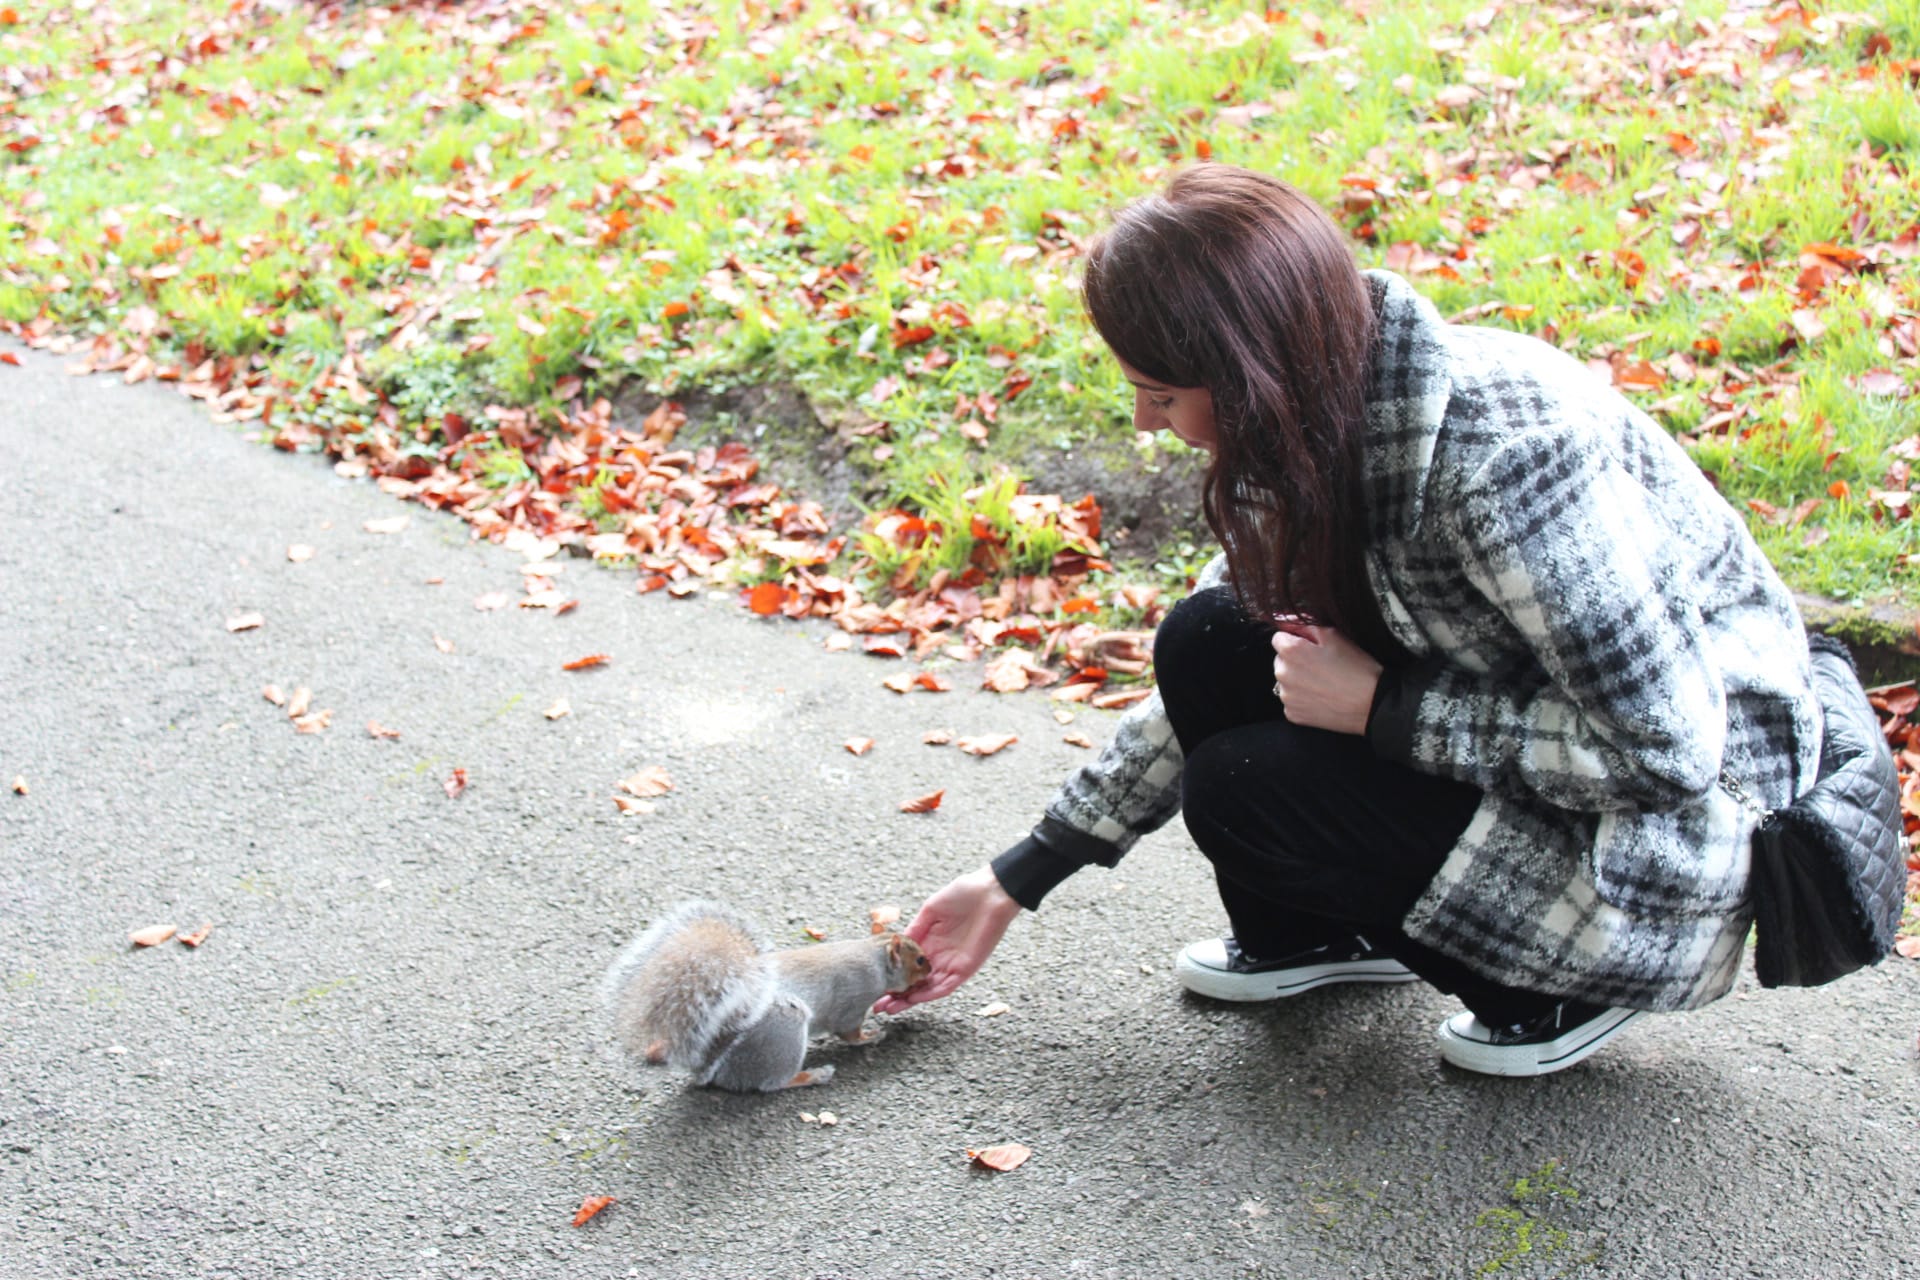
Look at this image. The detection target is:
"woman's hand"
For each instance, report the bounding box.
[872,866,1023,1013]
[1271,623,1383,736]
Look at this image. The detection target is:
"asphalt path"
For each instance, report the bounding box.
[3,340,1916,1279]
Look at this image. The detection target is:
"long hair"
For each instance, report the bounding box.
[1082,165,1405,665]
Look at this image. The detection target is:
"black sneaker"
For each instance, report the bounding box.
[1173,934,1416,1002]
[1437,1001,1641,1077]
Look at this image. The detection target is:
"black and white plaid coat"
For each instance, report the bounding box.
[1045,271,1821,1011]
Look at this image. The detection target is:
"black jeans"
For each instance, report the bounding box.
[1156,588,1566,1026]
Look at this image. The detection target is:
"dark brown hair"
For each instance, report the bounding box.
[1082,165,1403,663]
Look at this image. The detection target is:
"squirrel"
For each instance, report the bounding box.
[600,900,931,1093]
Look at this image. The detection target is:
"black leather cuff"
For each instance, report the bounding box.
[1365,659,1439,765]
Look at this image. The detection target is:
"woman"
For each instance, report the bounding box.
[874,165,1822,1077]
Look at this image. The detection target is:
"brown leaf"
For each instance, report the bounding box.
[225,611,264,633]
[286,544,314,563]
[286,686,313,718]
[363,515,410,534]
[803,926,828,941]
[571,1195,615,1227]
[967,1143,1033,1171]
[618,766,674,798]
[563,653,611,671]
[292,710,332,734]
[262,684,286,706]
[129,924,177,948]
[1062,731,1095,748]
[444,767,468,799]
[844,737,875,756]
[747,582,786,615]
[958,733,1018,757]
[178,923,214,948]
[613,795,656,816]
[899,789,945,813]
[1090,689,1154,711]
[366,720,401,740]
[922,729,954,745]
[869,904,901,933]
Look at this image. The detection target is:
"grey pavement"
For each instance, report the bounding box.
[2,340,1915,1279]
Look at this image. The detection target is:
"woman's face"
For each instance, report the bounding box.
[1116,357,1217,453]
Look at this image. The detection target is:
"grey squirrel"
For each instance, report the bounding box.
[600,900,931,1093]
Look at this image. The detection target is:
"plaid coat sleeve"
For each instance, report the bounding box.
[1368,425,1727,813]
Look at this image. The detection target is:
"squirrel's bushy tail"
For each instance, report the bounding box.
[599,899,774,1084]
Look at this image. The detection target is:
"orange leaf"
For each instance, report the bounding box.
[1063,731,1095,748]
[891,324,936,348]
[662,300,690,319]
[865,637,908,658]
[572,1196,616,1227]
[563,653,610,670]
[0,351,20,365]
[967,1143,1033,1171]
[1829,480,1852,500]
[899,789,945,813]
[747,582,785,615]
[618,766,674,798]
[366,720,401,740]
[444,768,468,799]
[130,924,178,948]
[178,923,214,948]
[1059,597,1098,614]
[958,734,1018,757]
[844,737,875,756]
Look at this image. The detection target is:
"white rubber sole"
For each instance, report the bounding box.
[1436,1007,1641,1077]
[1173,948,1418,1002]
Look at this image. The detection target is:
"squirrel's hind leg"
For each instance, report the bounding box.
[705,996,813,1093]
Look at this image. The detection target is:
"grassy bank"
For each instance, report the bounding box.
[3,0,1918,608]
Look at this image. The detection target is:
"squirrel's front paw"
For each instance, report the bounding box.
[838,1023,885,1045]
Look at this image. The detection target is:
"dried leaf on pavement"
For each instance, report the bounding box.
[473,592,510,611]
[571,1196,615,1227]
[286,686,312,718]
[563,653,610,671]
[129,924,177,947]
[613,795,656,816]
[9,775,25,796]
[958,734,1017,757]
[286,544,314,563]
[544,698,571,720]
[292,709,332,734]
[1062,731,1095,748]
[433,634,456,654]
[262,684,286,705]
[225,612,264,633]
[366,720,401,739]
[444,767,468,798]
[967,1143,1032,1171]
[844,736,875,756]
[899,790,944,813]
[922,729,953,745]
[363,515,409,534]
[178,923,214,948]
[618,766,674,798]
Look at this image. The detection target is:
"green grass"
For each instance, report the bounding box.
[2,0,1919,604]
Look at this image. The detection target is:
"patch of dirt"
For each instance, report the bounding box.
[609,378,1209,566]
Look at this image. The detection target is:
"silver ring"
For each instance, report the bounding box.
[1272,681,1284,700]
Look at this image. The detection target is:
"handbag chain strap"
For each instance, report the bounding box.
[1717,769,1774,823]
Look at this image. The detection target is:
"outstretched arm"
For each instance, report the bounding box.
[872,866,1023,1012]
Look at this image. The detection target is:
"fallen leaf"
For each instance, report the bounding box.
[262,684,286,705]
[1063,731,1095,748]
[967,1143,1032,1171]
[286,544,314,563]
[366,720,401,740]
[286,686,313,718]
[1090,689,1154,711]
[803,926,828,941]
[844,737,875,756]
[958,733,1018,757]
[474,592,510,611]
[870,904,901,933]
[444,767,468,798]
[747,581,785,615]
[129,924,177,948]
[363,515,410,534]
[618,766,674,797]
[899,790,945,813]
[545,698,572,720]
[571,1196,615,1227]
[292,709,331,734]
[922,729,954,745]
[9,775,25,796]
[433,634,456,654]
[613,795,656,816]
[563,653,610,671]
[973,1001,1010,1017]
[178,923,213,948]
[1895,936,1920,959]
[225,612,264,633]
[816,1110,839,1125]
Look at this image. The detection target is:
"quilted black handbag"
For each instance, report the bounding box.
[1730,634,1907,988]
